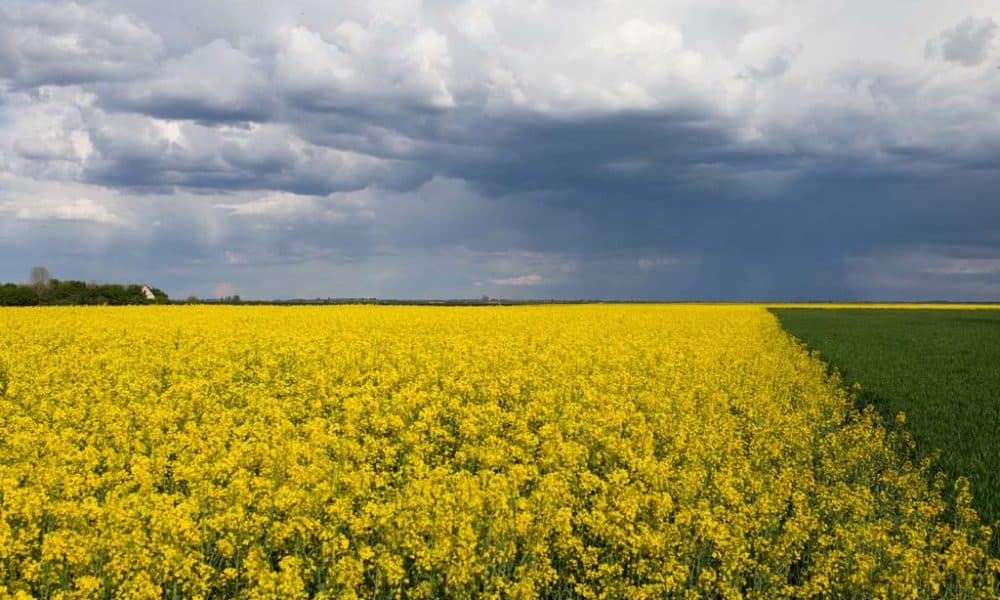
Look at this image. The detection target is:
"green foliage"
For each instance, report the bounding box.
[772,308,1000,554]
[0,283,40,306]
[147,287,170,304]
[0,280,169,306]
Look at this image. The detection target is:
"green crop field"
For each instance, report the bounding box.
[772,308,1000,553]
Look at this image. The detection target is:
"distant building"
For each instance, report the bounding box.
[141,286,155,300]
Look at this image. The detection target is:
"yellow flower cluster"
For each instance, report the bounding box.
[0,305,996,598]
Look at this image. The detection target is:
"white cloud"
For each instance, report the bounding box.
[215,191,375,224]
[922,257,1000,275]
[490,273,542,285]
[79,110,410,194]
[0,87,93,180]
[449,1,498,43]
[638,256,682,270]
[0,173,122,217]
[845,251,1000,301]
[13,197,126,226]
[102,38,274,121]
[0,2,164,86]
[926,16,997,66]
[273,22,455,111]
[737,27,801,80]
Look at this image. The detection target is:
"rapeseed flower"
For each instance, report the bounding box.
[0,305,996,598]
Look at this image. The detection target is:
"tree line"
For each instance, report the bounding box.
[0,267,168,306]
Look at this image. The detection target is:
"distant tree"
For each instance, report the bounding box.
[482,295,490,303]
[148,287,169,304]
[29,266,51,295]
[186,295,200,304]
[48,280,89,305]
[0,272,169,305]
[0,284,39,306]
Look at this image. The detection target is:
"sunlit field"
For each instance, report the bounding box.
[0,306,997,598]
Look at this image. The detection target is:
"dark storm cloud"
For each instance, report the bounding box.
[441,110,772,195]
[2,1,1000,300]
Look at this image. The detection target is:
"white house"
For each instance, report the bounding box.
[141,285,155,300]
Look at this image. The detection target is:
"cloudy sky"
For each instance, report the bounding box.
[1,1,999,300]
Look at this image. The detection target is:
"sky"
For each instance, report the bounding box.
[1,1,998,301]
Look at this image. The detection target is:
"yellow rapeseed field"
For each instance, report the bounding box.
[0,305,996,599]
